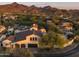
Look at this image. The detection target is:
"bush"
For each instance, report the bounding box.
[10,48,33,57]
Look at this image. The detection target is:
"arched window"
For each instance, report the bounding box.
[30,37,32,41]
[30,37,38,41]
[33,37,35,41]
[35,37,37,41]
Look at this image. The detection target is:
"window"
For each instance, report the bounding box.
[35,37,37,41]
[30,37,32,41]
[30,37,38,41]
[33,37,35,41]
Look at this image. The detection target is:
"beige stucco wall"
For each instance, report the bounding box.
[16,34,40,44]
[2,39,12,48]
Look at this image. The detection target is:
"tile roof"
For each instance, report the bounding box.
[6,30,43,42]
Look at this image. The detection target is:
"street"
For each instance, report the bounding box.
[31,43,79,57]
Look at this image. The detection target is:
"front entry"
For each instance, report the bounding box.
[28,44,38,48]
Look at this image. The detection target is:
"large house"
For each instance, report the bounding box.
[2,30,42,48]
[2,24,46,48]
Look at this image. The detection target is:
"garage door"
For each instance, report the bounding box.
[28,44,38,48]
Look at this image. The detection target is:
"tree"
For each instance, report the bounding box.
[48,31,69,48]
[31,16,37,23]
[55,34,69,48]
[48,22,63,34]
[41,34,49,44]
[75,29,79,35]
[16,15,33,26]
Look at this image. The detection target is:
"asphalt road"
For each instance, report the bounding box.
[33,43,79,57]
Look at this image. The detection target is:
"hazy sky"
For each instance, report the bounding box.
[0,2,79,9]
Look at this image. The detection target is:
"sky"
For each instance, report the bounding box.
[0,2,79,10]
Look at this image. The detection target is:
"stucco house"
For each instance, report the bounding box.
[62,22,73,31]
[2,30,43,48]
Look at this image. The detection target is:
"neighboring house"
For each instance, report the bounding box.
[74,35,79,41]
[61,22,73,31]
[0,25,6,33]
[30,23,38,31]
[6,26,15,36]
[30,23,46,33]
[40,28,46,33]
[7,26,14,32]
[76,19,79,24]
[3,13,18,20]
[0,34,6,41]
[2,36,14,48]
[2,30,43,48]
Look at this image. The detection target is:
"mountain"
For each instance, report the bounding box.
[0,2,78,17]
[0,2,43,15]
[0,2,58,16]
[0,2,29,13]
